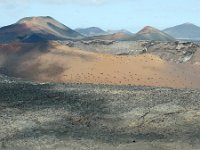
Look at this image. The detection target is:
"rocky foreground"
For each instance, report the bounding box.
[0,75,200,150]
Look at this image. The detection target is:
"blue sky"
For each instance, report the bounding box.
[0,0,199,32]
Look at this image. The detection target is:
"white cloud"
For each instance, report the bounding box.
[0,0,107,6]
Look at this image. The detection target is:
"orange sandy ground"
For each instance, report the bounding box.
[2,42,197,89]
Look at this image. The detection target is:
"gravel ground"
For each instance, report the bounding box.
[0,75,200,150]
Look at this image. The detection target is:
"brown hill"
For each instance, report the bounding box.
[0,42,200,88]
[85,32,135,41]
[0,16,83,43]
[133,26,175,41]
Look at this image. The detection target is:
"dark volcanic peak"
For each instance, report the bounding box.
[164,23,200,40]
[17,16,53,24]
[183,22,194,25]
[0,16,83,43]
[75,27,107,37]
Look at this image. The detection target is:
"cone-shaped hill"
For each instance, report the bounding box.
[132,26,175,41]
[0,16,83,43]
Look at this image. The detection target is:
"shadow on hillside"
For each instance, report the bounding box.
[0,83,166,144]
[0,42,51,76]
[0,42,96,81]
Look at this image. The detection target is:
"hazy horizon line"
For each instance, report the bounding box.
[0,16,199,33]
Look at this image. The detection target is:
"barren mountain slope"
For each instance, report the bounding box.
[0,16,83,43]
[0,42,200,88]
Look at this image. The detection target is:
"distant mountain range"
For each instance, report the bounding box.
[75,28,134,37]
[0,16,83,43]
[163,23,200,40]
[75,27,107,37]
[106,29,134,35]
[0,16,200,43]
[75,28,135,41]
[86,26,174,41]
